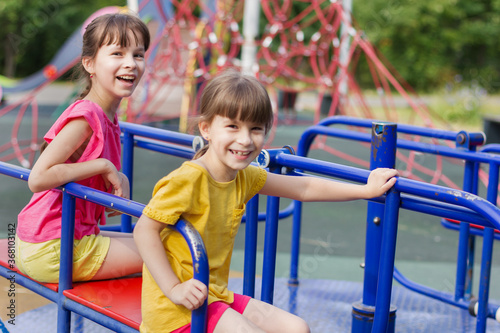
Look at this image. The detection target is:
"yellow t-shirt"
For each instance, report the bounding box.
[140,161,267,332]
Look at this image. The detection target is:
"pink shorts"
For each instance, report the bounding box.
[172,294,251,333]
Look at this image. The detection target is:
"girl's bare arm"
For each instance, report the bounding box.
[28,118,122,195]
[259,168,398,202]
[133,215,207,310]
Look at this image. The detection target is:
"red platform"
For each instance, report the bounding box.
[0,238,142,330]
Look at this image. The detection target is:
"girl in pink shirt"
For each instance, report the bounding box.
[16,13,150,283]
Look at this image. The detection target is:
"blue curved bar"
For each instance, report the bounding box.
[480,144,500,154]
[0,163,209,333]
[393,267,500,317]
[316,116,460,141]
[172,220,209,332]
[297,125,500,165]
[63,182,209,332]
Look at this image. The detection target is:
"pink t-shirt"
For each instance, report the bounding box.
[17,100,122,243]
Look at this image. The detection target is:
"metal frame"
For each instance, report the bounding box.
[290,116,499,296]
[117,120,500,332]
[3,119,500,332]
[273,116,500,332]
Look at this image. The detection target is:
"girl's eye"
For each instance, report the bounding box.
[135,53,145,58]
[252,126,265,132]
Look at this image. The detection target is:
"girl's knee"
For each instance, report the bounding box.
[299,318,311,333]
[289,316,310,333]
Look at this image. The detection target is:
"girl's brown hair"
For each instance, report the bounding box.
[76,13,150,99]
[194,70,273,159]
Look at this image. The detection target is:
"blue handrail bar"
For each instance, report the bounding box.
[119,121,195,147]
[316,115,475,142]
[0,161,209,333]
[297,126,500,164]
[284,170,497,227]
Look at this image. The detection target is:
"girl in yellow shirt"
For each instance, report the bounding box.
[133,69,398,333]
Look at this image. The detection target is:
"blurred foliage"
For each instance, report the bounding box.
[2,0,500,95]
[0,0,126,78]
[353,0,500,93]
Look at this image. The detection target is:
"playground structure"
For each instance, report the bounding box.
[0,0,464,194]
[1,1,500,332]
[1,117,500,332]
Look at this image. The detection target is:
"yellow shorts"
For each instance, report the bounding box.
[15,234,111,283]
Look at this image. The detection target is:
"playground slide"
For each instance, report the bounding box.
[0,0,173,103]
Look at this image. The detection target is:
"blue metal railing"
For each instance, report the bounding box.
[256,118,500,332]
[118,121,197,233]
[0,161,209,333]
[119,121,500,332]
[105,120,500,332]
[291,116,500,306]
[289,116,494,292]
[258,148,500,332]
[4,119,499,332]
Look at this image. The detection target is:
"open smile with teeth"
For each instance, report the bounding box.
[117,75,135,83]
[230,150,251,156]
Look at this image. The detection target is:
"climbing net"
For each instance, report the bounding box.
[0,0,486,192]
[126,0,467,190]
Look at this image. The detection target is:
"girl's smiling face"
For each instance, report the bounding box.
[198,115,266,182]
[83,30,146,113]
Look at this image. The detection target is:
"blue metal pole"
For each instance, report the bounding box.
[58,190,76,333]
[353,122,397,333]
[455,132,479,301]
[243,195,259,297]
[121,129,134,233]
[362,122,397,305]
[476,227,494,333]
[289,199,302,286]
[455,222,472,300]
[261,169,281,304]
[475,162,500,332]
[371,188,400,333]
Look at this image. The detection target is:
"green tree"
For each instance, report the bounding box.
[353,0,500,92]
[0,0,126,78]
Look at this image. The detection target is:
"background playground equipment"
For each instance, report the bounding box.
[0,0,456,189]
[2,118,500,332]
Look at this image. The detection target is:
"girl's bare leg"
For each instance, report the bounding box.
[214,298,310,333]
[91,231,143,280]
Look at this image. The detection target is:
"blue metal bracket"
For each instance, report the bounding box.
[257,145,295,170]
